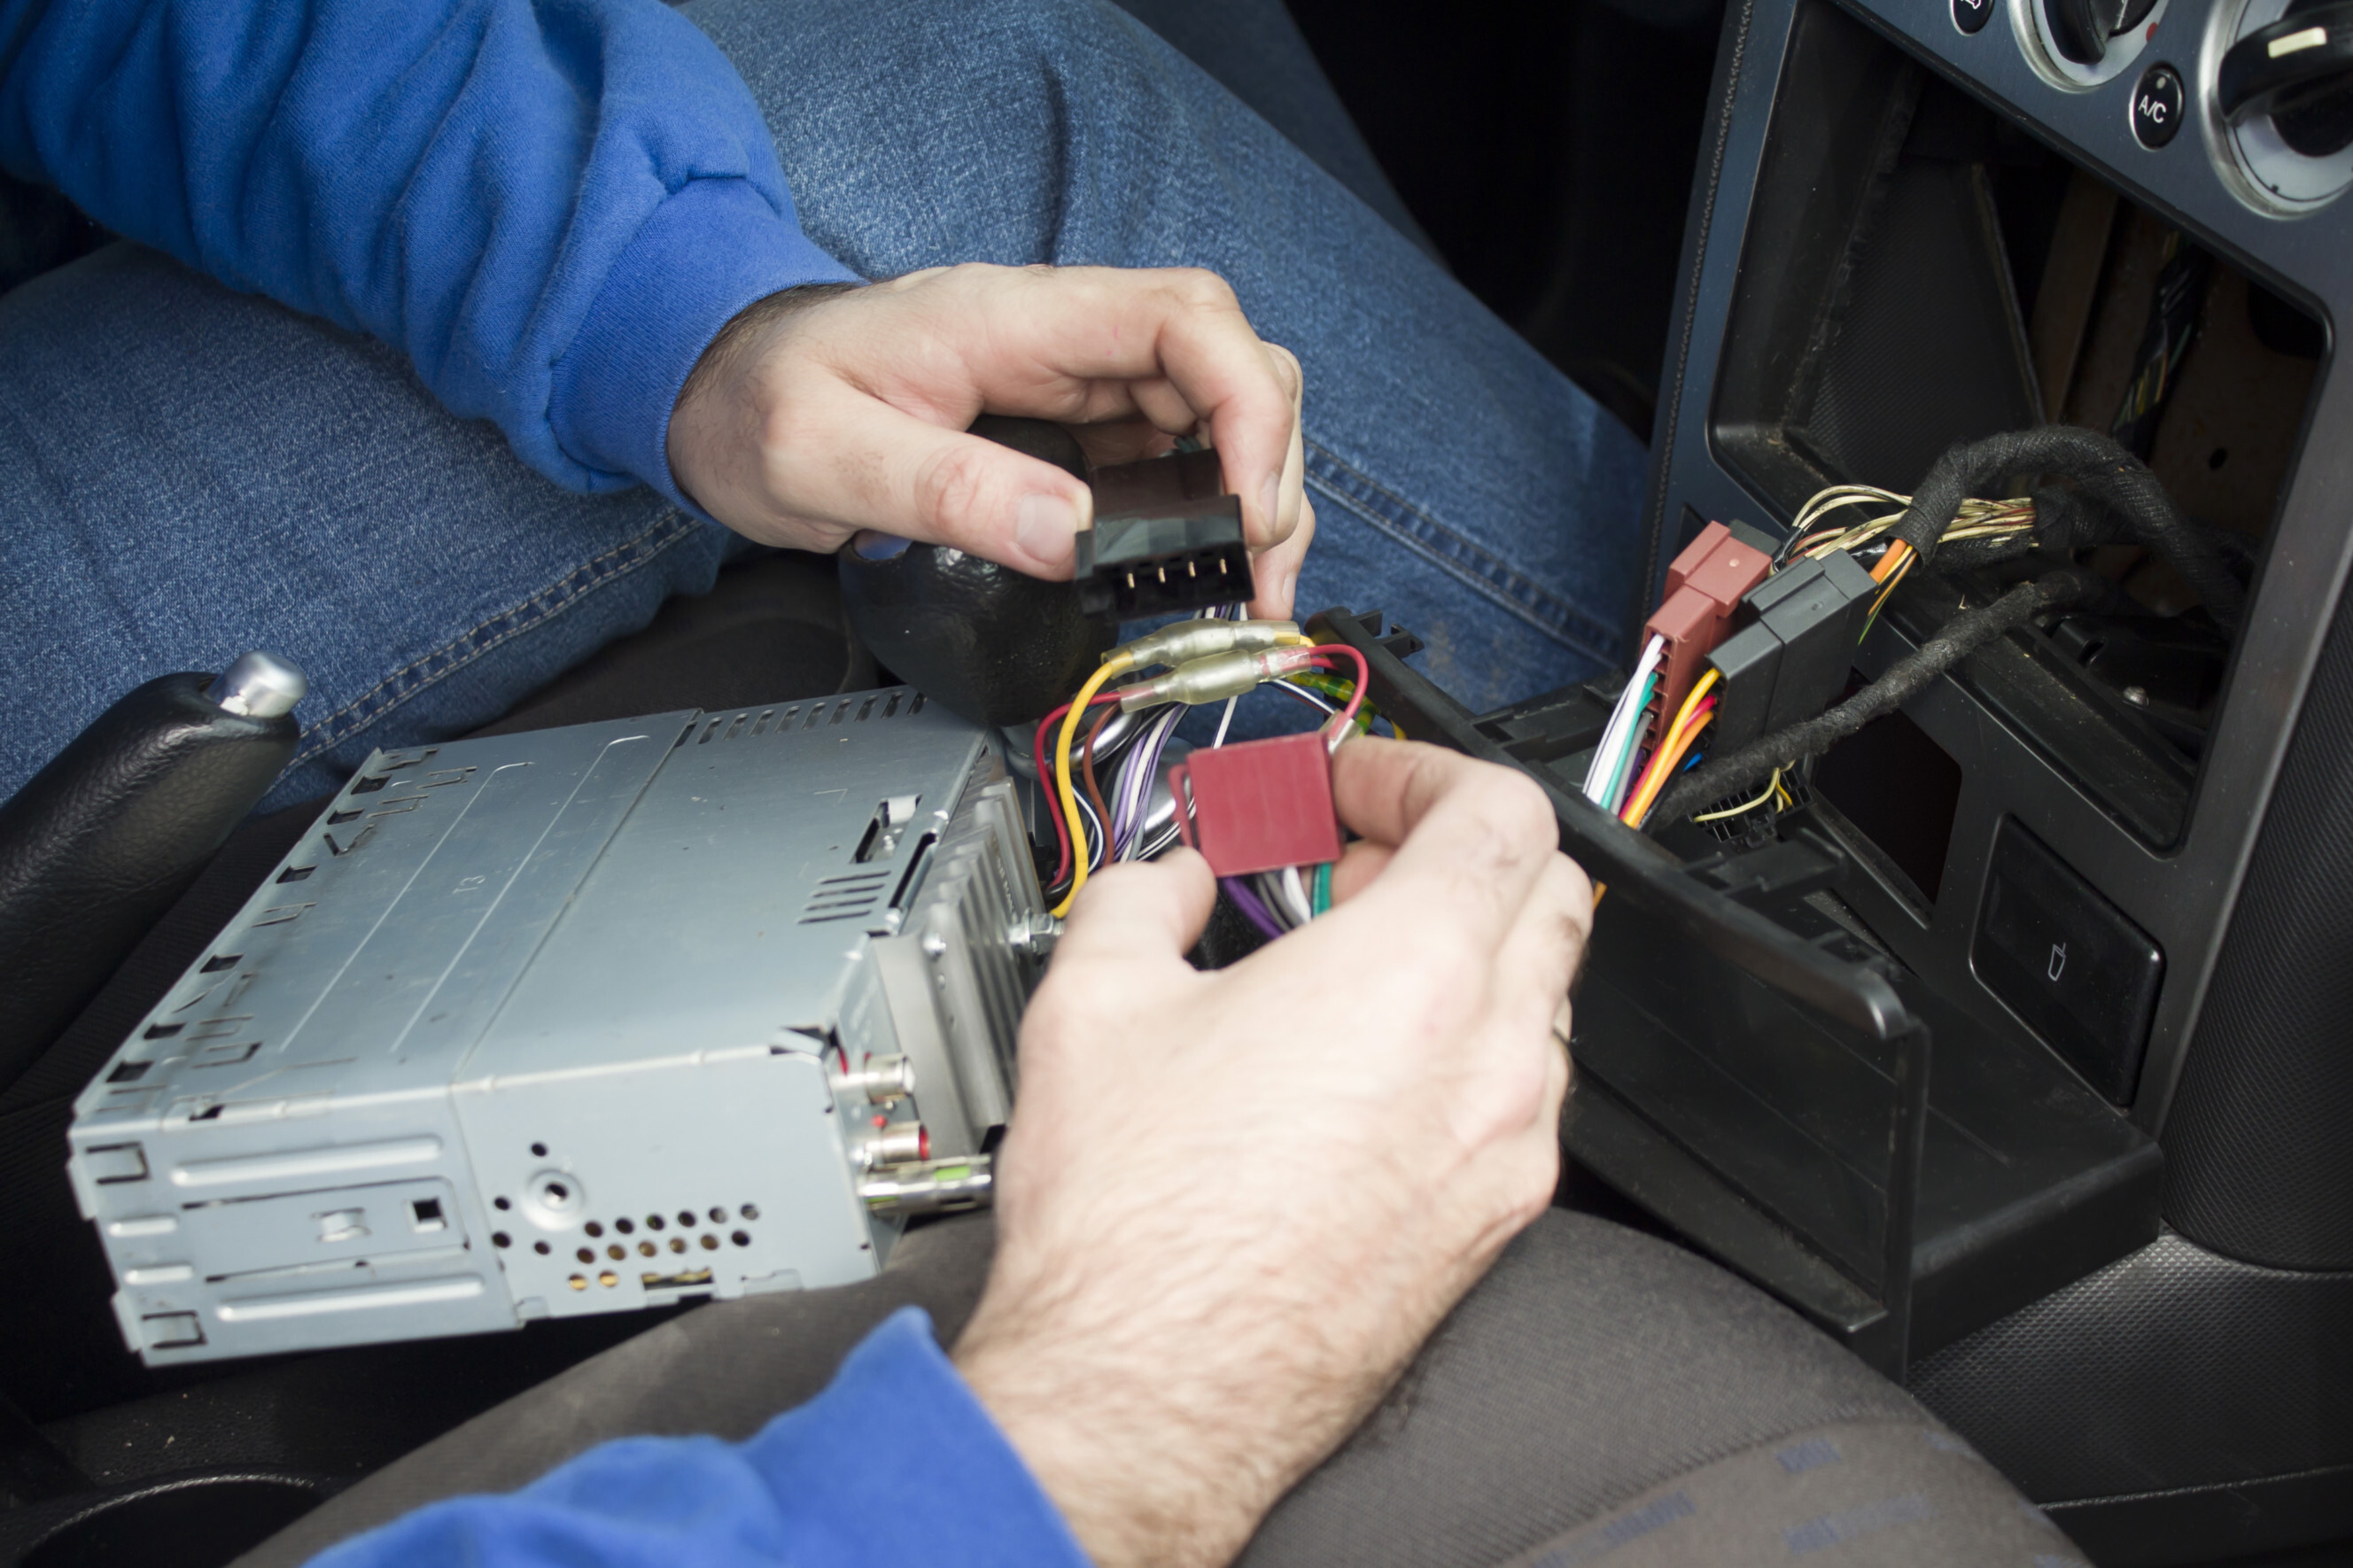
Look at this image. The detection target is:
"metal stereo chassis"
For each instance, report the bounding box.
[65,688,1044,1366]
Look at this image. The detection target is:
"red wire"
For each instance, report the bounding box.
[1309,643,1371,724]
[1037,689,1126,889]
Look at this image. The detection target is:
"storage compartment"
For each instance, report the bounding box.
[1313,610,2163,1380]
[1709,0,2327,850]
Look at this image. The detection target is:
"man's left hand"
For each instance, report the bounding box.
[664,263,1313,621]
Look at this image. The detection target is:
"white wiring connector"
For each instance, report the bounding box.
[1115,644,1325,712]
[1113,619,1302,671]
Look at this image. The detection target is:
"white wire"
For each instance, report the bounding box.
[1582,634,1666,807]
[1212,695,1239,748]
[1589,633,1664,804]
[1257,871,1301,930]
[1273,679,1339,715]
[1114,703,1185,860]
[1072,788,1106,873]
[1279,865,1312,924]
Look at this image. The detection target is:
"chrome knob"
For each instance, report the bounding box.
[204,651,307,719]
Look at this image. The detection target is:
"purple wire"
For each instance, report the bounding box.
[1221,877,1285,940]
[1112,702,1183,859]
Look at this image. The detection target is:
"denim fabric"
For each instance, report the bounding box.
[1101,0,1440,260]
[0,0,1643,808]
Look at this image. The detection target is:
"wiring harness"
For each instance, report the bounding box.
[1035,605,1394,928]
[1032,426,2229,924]
[1604,425,2237,837]
[1650,568,2101,826]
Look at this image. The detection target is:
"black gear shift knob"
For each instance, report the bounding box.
[0,654,305,1092]
[835,416,1118,727]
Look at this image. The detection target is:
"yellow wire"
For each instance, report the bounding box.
[1691,766,1784,823]
[1049,653,1134,919]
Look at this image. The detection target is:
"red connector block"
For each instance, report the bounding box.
[1169,732,1343,877]
[1642,521,1772,729]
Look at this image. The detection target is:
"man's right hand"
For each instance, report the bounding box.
[664,264,1315,622]
[955,738,1589,1568]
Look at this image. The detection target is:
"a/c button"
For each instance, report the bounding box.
[1973,819,2164,1105]
[2133,63,2186,149]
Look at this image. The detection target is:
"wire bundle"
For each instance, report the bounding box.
[1651,568,2104,826]
[1585,487,2021,835]
[1584,430,2225,845]
[1618,671,1718,829]
[1040,613,1378,923]
[1580,634,1666,816]
[1774,485,2037,571]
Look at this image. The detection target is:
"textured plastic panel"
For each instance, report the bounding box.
[1911,1231,2353,1538]
[63,691,1037,1363]
[2163,584,2353,1269]
[1785,158,2041,492]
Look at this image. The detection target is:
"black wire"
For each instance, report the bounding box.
[1890,426,2241,630]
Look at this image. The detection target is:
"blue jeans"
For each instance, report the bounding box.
[0,0,1644,810]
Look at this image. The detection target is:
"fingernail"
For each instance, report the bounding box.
[1015,492,1082,569]
[850,530,912,562]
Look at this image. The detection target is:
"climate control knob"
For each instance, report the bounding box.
[2219,0,2353,159]
[2046,0,2163,64]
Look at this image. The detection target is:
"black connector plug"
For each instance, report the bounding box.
[1708,551,1878,751]
[1075,497,1254,619]
[1076,448,1256,619]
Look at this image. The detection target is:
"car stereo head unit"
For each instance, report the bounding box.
[66,690,1041,1365]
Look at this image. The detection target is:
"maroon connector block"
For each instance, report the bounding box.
[1169,731,1343,877]
[1642,521,1772,728]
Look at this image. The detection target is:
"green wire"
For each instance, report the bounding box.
[1311,861,1332,916]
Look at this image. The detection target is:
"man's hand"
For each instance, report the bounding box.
[956,739,1588,1568]
[665,264,1314,620]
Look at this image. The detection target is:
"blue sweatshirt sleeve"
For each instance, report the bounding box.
[0,0,858,510]
[307,1308,1092,1568]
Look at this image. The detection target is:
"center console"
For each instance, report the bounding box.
[1337,0,2349,1553]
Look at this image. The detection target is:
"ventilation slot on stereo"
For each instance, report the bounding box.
[699,691,922,746]
[190,1041,261,1068]
[799,871,892,924]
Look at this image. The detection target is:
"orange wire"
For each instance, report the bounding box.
[1865,547,1914,624]
[1620,697,1716,827]
[1871,539,1912,584]
[1618,669,1718,820]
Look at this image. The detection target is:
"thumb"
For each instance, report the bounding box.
[792,393,1097,576]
